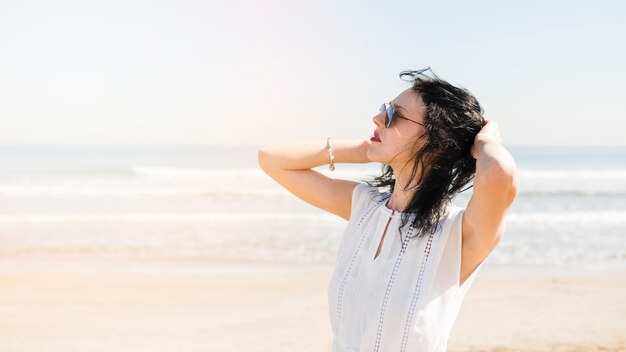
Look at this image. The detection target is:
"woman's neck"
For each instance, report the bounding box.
[387,176,420,212]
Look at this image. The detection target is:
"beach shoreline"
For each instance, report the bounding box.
[0,257,624,351]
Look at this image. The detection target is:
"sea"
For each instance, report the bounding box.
[0,144,624,274]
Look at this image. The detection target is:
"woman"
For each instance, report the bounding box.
[258,67,519,352]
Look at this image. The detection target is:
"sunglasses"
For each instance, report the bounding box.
[379,102,427,128]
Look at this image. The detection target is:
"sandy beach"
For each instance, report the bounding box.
[0,257,624,352]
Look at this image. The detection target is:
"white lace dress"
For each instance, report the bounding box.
[327,182,486,352]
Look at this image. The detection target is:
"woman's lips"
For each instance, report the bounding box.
[370,135,381,142]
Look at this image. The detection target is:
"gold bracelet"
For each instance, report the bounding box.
[326,137,335,171]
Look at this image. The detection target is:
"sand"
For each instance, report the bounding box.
[0,257,624,352]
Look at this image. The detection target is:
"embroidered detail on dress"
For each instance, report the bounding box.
[336,193,388,336]
[371,215,417,352]
[399,230,435,352]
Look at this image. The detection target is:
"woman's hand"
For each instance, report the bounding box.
[470,119,502,159]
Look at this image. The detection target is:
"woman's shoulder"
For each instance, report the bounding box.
[354,181,390,202]
[442,202,465,225]
[446,202,464,215]
[352,180,382,195]
[349,182,386,220]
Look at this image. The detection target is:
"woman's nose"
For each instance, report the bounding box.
[372,110,385,127]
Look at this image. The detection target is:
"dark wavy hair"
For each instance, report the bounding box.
[363,67,485,239]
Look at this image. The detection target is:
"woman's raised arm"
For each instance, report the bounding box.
[258,139,371,221]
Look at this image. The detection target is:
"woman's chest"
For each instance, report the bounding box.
[341,219,436,306]
[328,218,442,351]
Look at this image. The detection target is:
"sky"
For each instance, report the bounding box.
[1,0,624,147]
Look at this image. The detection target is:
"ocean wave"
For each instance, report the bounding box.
[132,167,626,179]
[132,165,369,179]
[0,212,340,223]
[505,210,626,224]
[0,210,624,224]
[520,169,626,179]
[1,167,626,196]
[0,185,288,196]
[132,166,263,177]
[1,185,625,197]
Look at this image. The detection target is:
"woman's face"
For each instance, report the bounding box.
[367,88,428,169]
